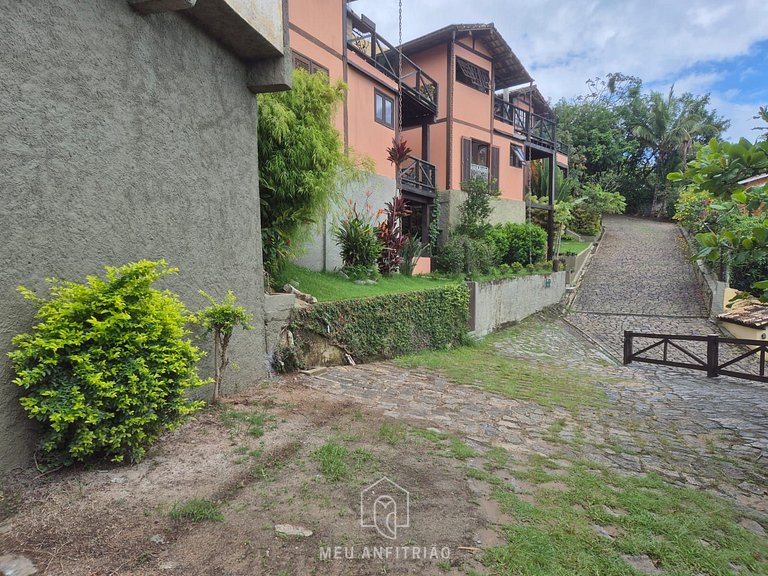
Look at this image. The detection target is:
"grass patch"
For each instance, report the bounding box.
[311,440,376,481]
[558,240,591,255]
[395,328,607,411]
[378,423,408,446]
[481,461,768,575]
[169,498,224,523]
[484,447,509,471]
[277,263,457,302]
[221,408,271,438]
[449,438,475,460]
[411,427,449,443]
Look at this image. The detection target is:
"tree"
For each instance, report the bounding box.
[755,106,768,142]
[631,88,728,216]
[258,69,361,279]
[194,291,253,403]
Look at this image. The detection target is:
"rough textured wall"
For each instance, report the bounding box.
[0,0,267,471]
[293,173,397,272]
[468,272,566,337]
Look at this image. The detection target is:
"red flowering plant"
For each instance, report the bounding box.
[377,195,411,275]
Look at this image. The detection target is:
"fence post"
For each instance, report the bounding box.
[706,334,719,378]
[623,331,633,365]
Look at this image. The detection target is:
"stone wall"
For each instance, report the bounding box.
[438,189,526,234]
[0,1,276,471]
[468,272,567,337]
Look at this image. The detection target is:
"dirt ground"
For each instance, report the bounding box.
[0,379,501,576]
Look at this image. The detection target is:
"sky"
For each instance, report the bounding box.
[349,0,768,141]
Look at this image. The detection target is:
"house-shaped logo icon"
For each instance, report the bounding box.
[360,477,410,540]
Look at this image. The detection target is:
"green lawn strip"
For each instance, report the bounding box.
[477,459,768,575]
[277,263,458,302]
[395,332,607,411]
[558,240,591,255]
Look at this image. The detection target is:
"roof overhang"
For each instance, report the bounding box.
[400,24,533,89]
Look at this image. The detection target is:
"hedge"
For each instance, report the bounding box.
[289,284,469,363]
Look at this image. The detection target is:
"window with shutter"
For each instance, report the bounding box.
[456,57,490,93]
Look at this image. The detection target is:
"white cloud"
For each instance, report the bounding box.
[351,0,768,139]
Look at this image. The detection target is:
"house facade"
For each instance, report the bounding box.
[288,4,568,268]
[0,0,290,472]
[288,0,438,272]
[399,24,568,258]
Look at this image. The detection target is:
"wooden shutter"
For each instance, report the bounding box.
[461,138,471,184]
[491,146,500,191]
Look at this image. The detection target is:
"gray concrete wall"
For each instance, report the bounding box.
[438,189,526,233]
[0,1,270,471]
[293,173,397,272]
[564,245,593,286]
[468,272,566,337]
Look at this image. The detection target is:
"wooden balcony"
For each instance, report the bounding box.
[347,10,438,127]
[399,156,437,198]
[494,97,563,155]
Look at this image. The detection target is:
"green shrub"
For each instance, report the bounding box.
[570,203,602,236]
[334,201,382,278]
[9,261,207,465]
[434,235,495,275]
[457,177,500,239]
[290,284,469,362]
[486,223,547,266]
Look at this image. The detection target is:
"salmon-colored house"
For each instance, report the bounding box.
[287,2,567,269]
[400,24,568,258]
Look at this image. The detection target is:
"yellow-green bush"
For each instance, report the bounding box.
[9,261,207,465]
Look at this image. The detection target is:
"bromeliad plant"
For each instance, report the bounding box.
[194,291,253,403]
[8,261,207,466]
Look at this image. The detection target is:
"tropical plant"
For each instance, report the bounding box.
[386,138,412,168]
[377,195,411,275]
[754,106,768,142]
[8,261,207,466]
[631,87,726,216]
[194,291,253,403]
[399,235,428,277]
[334,199,382,279]
[258,69,362,278]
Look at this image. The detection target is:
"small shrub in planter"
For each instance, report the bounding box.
[9,260,207,466]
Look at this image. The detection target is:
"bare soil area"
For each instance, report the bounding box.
[0,379,495,576]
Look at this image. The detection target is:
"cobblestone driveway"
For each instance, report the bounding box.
[292,216,767,518]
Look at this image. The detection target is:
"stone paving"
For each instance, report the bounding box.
[292,215,768,518]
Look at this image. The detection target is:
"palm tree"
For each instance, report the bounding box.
[632,88,719,216]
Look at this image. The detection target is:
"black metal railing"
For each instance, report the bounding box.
[347,11,438,113]
[399,156,437,196]
[623,331,768,383]
[494,97,560,150]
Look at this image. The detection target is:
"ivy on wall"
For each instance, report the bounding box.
[290,284,469,363]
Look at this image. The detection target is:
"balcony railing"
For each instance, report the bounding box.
[347,10,438,115]
[494,97,561,152]
[399,156,437,197]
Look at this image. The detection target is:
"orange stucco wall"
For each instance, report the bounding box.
[493,132,525,201]
[452,43,493,132]
[288,0,344,55]
[406,44,449,121]
[346,64,397,177]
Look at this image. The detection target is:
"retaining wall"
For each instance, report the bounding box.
[468,272,567,337]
